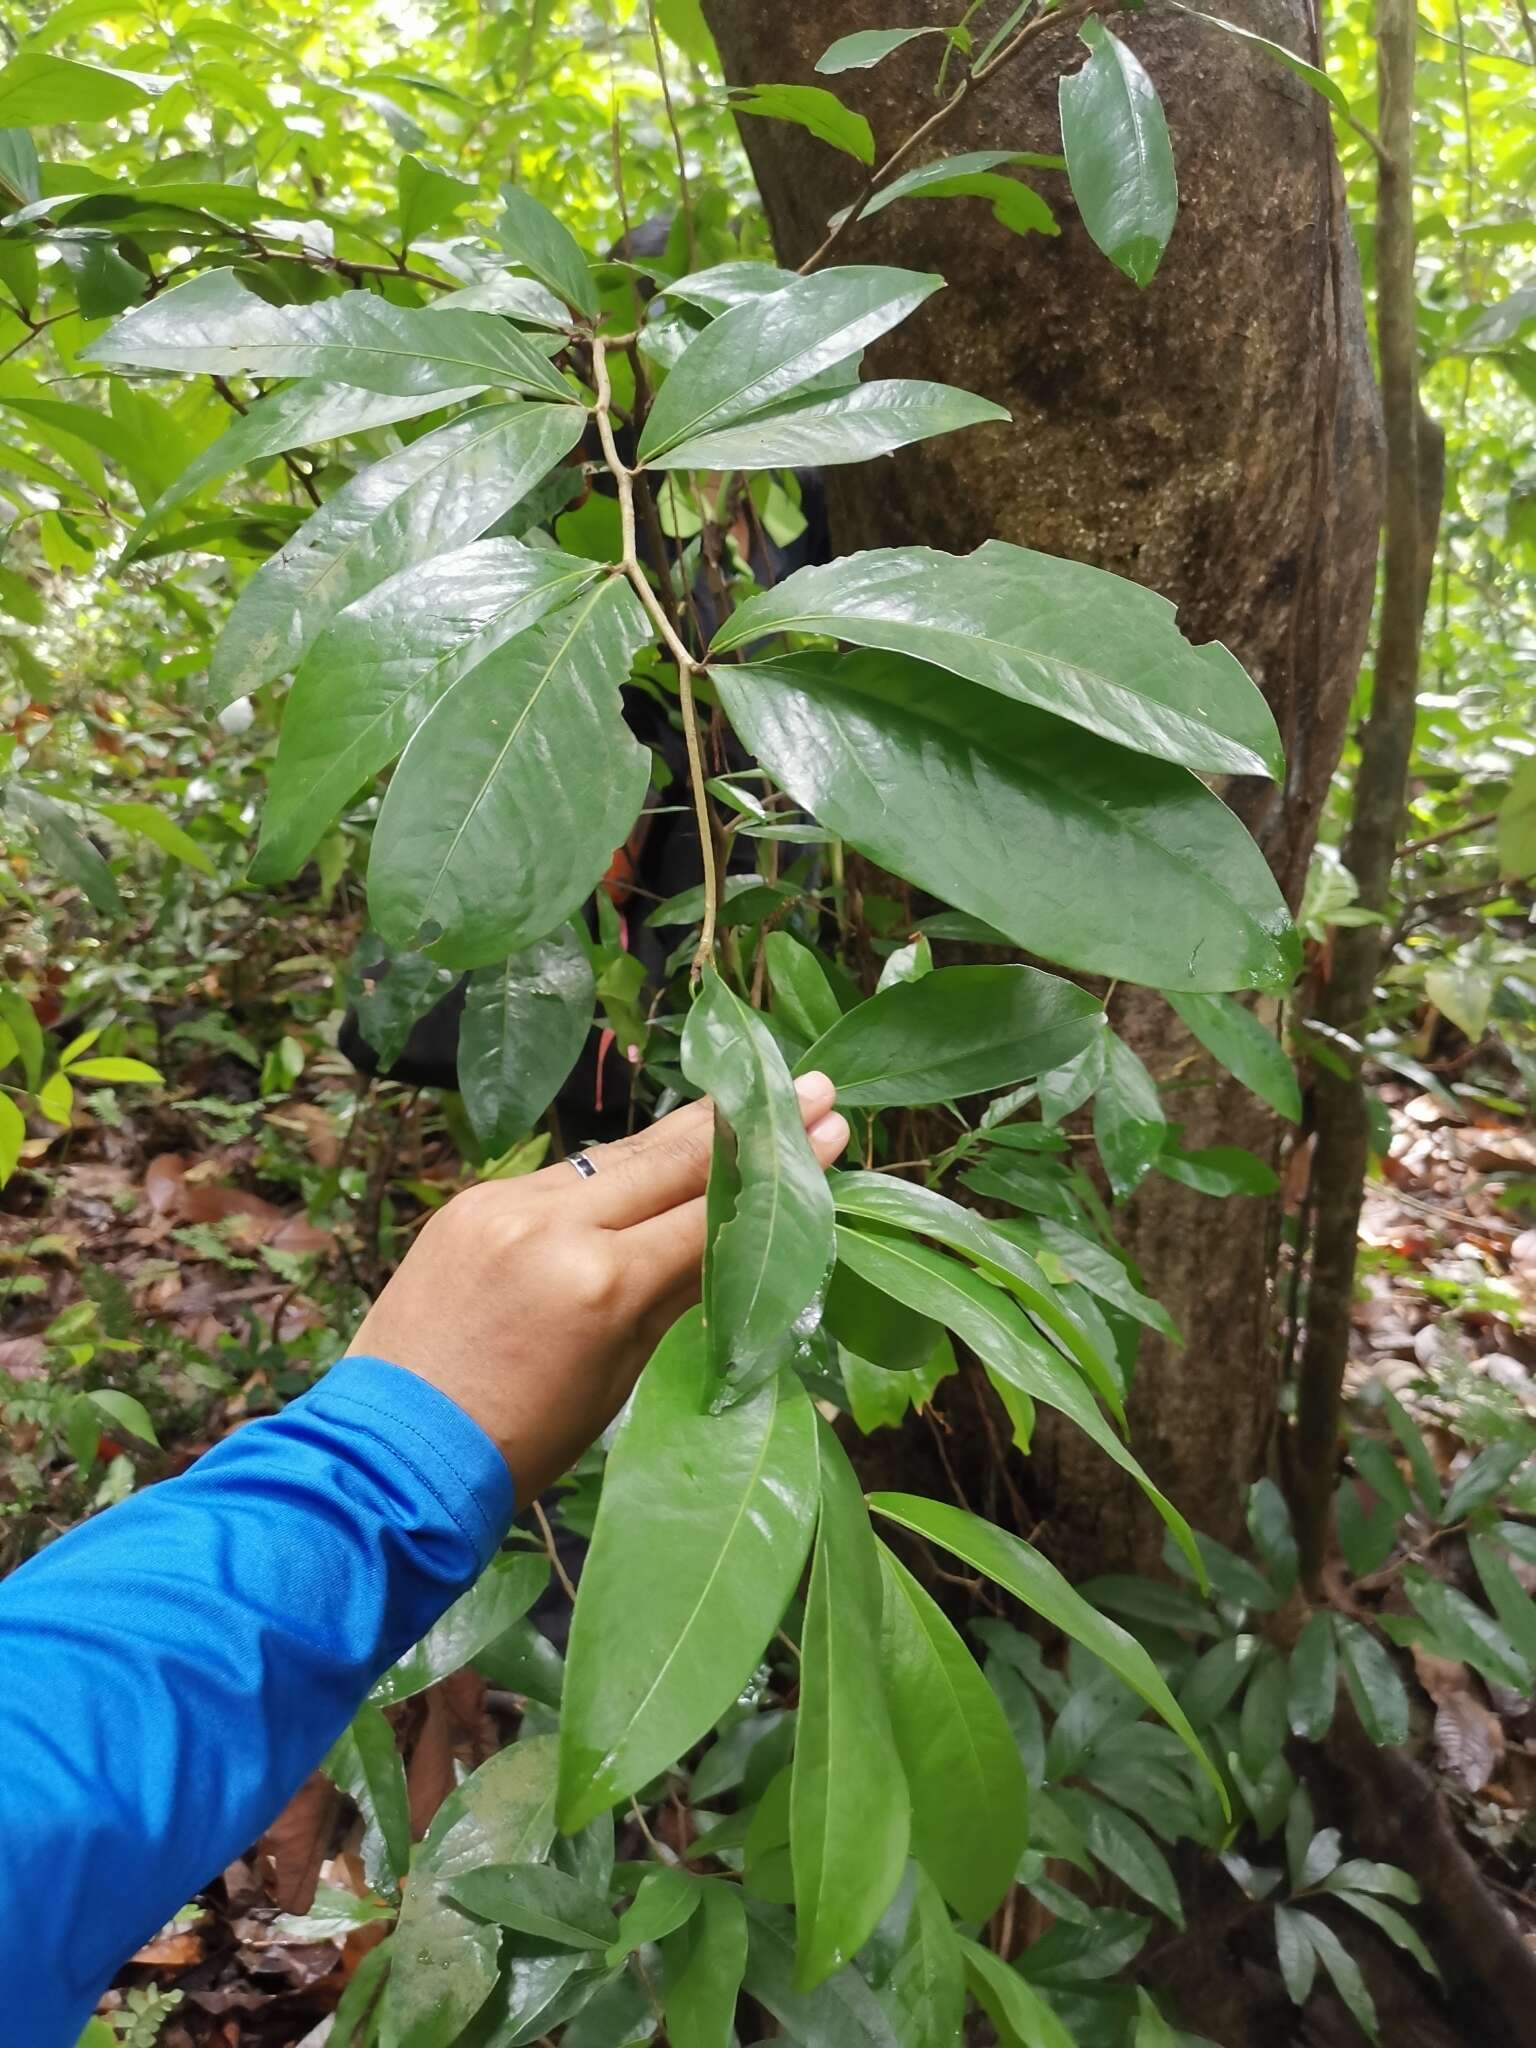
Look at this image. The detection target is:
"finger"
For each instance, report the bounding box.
[619,1106,850,1294]
[568,1071,837,1230]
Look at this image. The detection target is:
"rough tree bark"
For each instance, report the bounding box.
[703,0,1383,1571]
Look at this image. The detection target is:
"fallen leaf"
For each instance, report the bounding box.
[257,1770,339,1913]
[1435,1691,1505,1793]
[128,1932,204,1969]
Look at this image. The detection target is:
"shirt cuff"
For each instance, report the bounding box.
[298,1356,516,1571]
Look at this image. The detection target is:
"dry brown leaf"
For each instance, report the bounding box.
[0,1335,45,1377]
[128,1932,204,1969]
[257,1771,339,1914]
[1412,1646,1471,1706]
[266,1102,342,1169]
[405,1691,457,1840]
[1435,1690,1505,1792]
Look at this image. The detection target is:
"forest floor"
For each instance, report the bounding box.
[2,1036,1535,2043]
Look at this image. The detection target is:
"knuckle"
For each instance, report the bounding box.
[557,1241,625,1315]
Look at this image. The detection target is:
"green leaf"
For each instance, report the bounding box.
[1093,1034,1167,1198]
[87,1388,158,1444]
[798,967,1102,1109]
[869,1494,1223,1805]
[0,53,166,125]
[824,1260,941,1374]
[730,84,874,164]
[654,0,719,64]
[497,187,600,317]
[878,1543,1029,1921]
[127,381,483,556]
[0,991,43,1090]
[741,1897,899,2048]
[325,1701,412,1884]
[1287,1611,1339,1740]
[1059,15,1178,287]
[886,1866,964,2048]
[1273,1905,1317,2007]
[559,1309,819,1830]
[1170,4,1350,113]
[1299,1912,1378,2040]
[815,27,944,72]
[1334,1618,1408,1747]
[851,152,1060,237]
[1328,1891,1439,1981]
[1178,1634,1259,1726]
[1055,1787,1184,1926]
[608,1868,700,1965]
[1134,1988,1178,2048]
[1156,1143,1280,1196]
[647,379,1009,472]
[372,1552,547,1705]
[1443,1440,1529,1524]
[6,783,123,915]
[369,576,652,967]
[1378,1386,1443,1520]
[764,932,844,1043]
[1038,1036,1108,1124]
[663,1880,747,2048]
[1469,1534,1536,1671]
[88,271,577,404]
[458,928,595,1155]
[210,400,584,704]
[1400,1568,1532,1692]
[382,1736,559,2048]
[681,971,836,1387]
[713,652,1298,994]
[638,268,941,461]
[1248,1477,1299,1594]
[1497,757,1536,879]
[398,153,475,247]
[67,1057,162,1084]
[1326,1860,1419,1903]
[1166,990,1300,1122]
[448,1863,617,1948]
[255,539,599,882]
[93,799,215,877]
[713,542,1281,781]
[961,1939,1076,2048]
[792,1427,909,1989]
[1458,285,1536,354]
[1078,1574,1220,1636]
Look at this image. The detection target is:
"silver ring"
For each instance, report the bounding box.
[568,1152,599,1180]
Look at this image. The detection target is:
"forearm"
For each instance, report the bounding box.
[0,1357,513,2045]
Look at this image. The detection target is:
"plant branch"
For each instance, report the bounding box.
[590,335,719,976]
[1398,807,1497,857]
[646,0,696,267]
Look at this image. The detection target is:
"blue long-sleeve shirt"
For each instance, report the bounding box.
[0,1357,514,2048]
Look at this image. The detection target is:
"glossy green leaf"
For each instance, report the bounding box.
[1093,1034,1167,1198]
[815,27,943,72]
[1170,4,1350,114]
[1299,1912,1379,2040]
[372,1552,547,1705]
[88,271,577,403]
[1134,1988,1178,2047]
[741,1897,899,2048]
[255,539,599,882]
[369,575,651,967]
[0,991,43,1090]
[764,932,843,1043]
[1400,1567,1532,1692]
[731,84,873,164]
[824,1259,941,1374]
[458,927,595,1155]
[682,971,836,1387]
[67,1058,160,1084]
[1273,1906,1317,2007]
[6,783,122,916]
[1287,1611,1339,1740]
[1328,1890,1439,1981]
[637,268,941,461]
[797,966,1101,1109]
[87,1388,157,1443]
[869,1493,1223,1804]
[325,1701,412,1884]
[792,1426,909,1988]
[559,1309,819,1830]
[663,1880,747,2048]
[382,1736,560,2048]
[1334,1619,1408,1747]
[1469,1534,1536,1670]
[1157,1143,1280,1196]
[1059,15,1178,287]
[1166,990,1300,1122]
[1055,1787,1183,1925]
[0,53,166,125]
[713,652,1298,994]
[93,799,214,877]
[498,186,600,316]
[209,400,583,703]
[1378,1385,1443,1520]
[448,1863,617,1948]
[961,1939,1076,2048]
[607,1867,700,1966]
[885,1866,963,2048]
[1326,1860,1419,1903]
[1038,1035,1108,1124]
[850,152,1059,237]
[648,379,1008,472]
[1443,1440,1528,1524]
[398,153,474,246]
[713,542,1280,780]
[878,1543,1028,1920]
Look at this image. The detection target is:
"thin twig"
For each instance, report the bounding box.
[1398,807,1497,856]
[646,0,696,267]
[590,334,719,975]
[532,1499,578,1602]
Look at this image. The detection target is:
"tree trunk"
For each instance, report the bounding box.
[703,0,1383,1571]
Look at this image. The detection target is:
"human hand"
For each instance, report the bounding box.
[346,1075,848,1503]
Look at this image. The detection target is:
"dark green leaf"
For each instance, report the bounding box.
[1378,1385,1443,1519]
[369,576,651,967]
[1170,5,1350,113]
[764,932,844,1043]
[88,271,577,403]
[372,1552,547,1705]
[1079,1574,1219,1636]
[1444,1441,1529,1524]
[741,1897,898,2048]
[1247,1477,1300,1594]
[962,1939,1076,2048]
[648,378,1008,472]
[1325,1860,1419,1903]
[559,1309,819,1830]
[730,84,874,164]
[1055,1787,1184,1926]
[878,1542,1029,1921]
[459,928,595,1154]
[448,1863,617,1948]
[1166,990,1300,1120]
[663,1880,747,2048]
[682,971,836,1387]
[1177,1635,1259,1726]
[1038,1036,1108,1124]
[498,187,600,317]
[713,543,1280,780]
[1287,1612,1339,1740]
[210,400,584,703]
[1468,1534,1536,1670]
[851,152,1060,238]
[815,28,943,72]
[792,1427,909,1988]
[608,1868,700,1966]
[255,539,599,882]
[869,1493,1222,1803]
[1156,1143,1280,1196]
[1093,1034,1166,1198]
[6,783,122,915]
[885,1867,964,2048]
[1400,1567,1532,1692]
[1273,1906,1317,2007]
[824,1259,941,1374]
[1335,1619,1408,1747]
[713,652,1298,993]
[638,268,941,461]
[1329,1891,1439,1980]
[324,1702,413,1887]
[1300,1913,1378,2040]
[1059,16,1178,287]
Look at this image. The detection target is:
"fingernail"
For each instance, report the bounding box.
[795,1069,834,1104]
[809,1111,849,1156]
